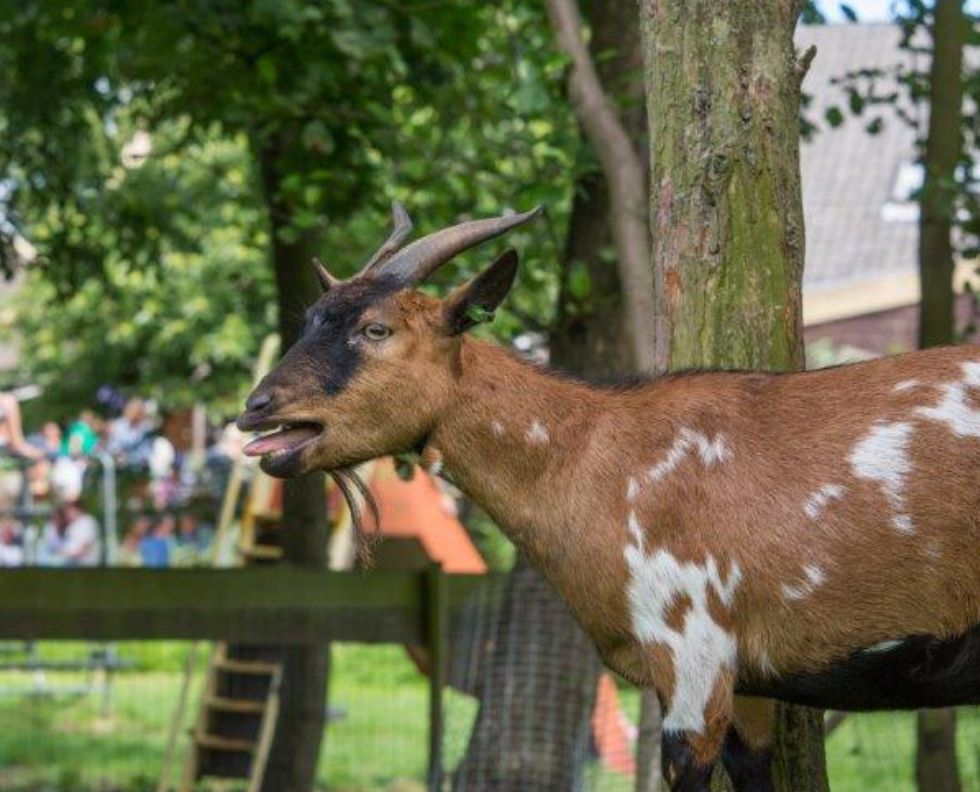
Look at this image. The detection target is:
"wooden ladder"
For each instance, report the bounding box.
[176,509,285,792]
[178,644,282,792]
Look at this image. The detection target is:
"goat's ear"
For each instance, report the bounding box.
[442,249,519,335]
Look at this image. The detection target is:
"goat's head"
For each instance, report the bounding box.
[236,203,539,478]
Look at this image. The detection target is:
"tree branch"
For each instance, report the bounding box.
[544,0,657,373]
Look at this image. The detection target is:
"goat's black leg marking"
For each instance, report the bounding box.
[662,731,714,792]
[721,726,774,792]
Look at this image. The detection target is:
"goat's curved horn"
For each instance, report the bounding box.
[360,201,414,275]
[311,257,341,292]
[376,206,541,285]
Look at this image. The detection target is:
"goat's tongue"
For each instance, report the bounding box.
[243,425,318,457]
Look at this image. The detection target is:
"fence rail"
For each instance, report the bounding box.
[0,567,495,644]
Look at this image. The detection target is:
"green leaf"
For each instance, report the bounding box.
[824,106,844,128]
[567,259,592,300]
[848,90,865,115]
[256,56,278,85]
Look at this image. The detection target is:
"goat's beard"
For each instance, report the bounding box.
[329,466,381,567]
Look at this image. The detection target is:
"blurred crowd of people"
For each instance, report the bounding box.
[0,390,242,569]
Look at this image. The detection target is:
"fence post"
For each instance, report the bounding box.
[426,561,447,791]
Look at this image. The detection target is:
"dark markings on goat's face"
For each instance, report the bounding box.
[239,275,459,477]
[301,275,404,396]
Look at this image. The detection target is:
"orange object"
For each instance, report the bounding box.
[245,457,486,574]
[591,673,636,776]
[368,458,486,574]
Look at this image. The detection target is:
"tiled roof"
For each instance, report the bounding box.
[797,24,922,293]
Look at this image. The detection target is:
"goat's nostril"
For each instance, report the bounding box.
[246,391,273,413]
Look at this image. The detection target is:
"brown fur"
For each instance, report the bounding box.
[242,282,980,781]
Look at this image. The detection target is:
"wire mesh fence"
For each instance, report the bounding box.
[0,638,975,790]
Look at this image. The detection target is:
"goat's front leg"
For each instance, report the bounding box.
[721,696,775,791]
[660,667,735,791]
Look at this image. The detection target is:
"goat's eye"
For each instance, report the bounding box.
[362,323,391,341]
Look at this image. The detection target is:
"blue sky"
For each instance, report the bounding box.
[818,0,980,21]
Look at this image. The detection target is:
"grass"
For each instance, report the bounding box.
[0,642,975,790]
[827,709,980,792]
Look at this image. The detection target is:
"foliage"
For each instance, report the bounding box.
[0,126,274,419]
[0,1,580,418]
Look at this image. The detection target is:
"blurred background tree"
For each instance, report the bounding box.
[0,3,578,789]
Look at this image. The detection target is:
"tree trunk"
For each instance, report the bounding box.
[635,690,664,792]
[916,708,962,792]
[545,0,656,373]
[452,564,602,791]
[918,0,965,349]
[638,2,827,790]
[915,3,965,780]
[454,2,646,787]
[255,134,332,792]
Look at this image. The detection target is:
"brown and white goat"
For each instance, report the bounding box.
[237,205,980,792]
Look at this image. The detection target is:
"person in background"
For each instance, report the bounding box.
[119,515,151,566]
[138,514,173,568]
[55,411,104,502]
[0,393,42,461]
[62,410,101,458]
[149,437,178,509]
[38,501,101,567]
[107,398,153,467]
[23,422,63,501]
[173,513,212,565]
[0,494,24,567]
[31,422,63,461]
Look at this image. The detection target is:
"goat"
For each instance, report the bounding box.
[237,205,980,792]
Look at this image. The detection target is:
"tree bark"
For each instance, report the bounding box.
[454,2,647,788]
[635,690,664,792]
[452,564,602,791]
[918,0,965,349]
[916,708,962,792]
[638,2,827,790]
[255,133,332,792]
[915,3,965,780]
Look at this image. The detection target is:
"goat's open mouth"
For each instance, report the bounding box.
[242,421,323,466]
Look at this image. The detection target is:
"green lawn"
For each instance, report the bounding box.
[0,642,975,791]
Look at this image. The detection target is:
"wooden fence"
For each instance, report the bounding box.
[0,565,498,787]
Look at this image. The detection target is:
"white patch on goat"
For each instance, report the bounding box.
[892,514,914,533]
[864,639,904,654]
[626,476,640,503]
[913,361,980,438]
[426,458,444,477]
[647,428,731,483]
[525,419,549,445]
[780,564,826,601]
[623,511,741,734]
[491,420,505,438]
[965,360,980,387]
[893,379,920,393]
[803,483,846,520]
[756,650,777,677]
[626,510,645,545]
[849,421,915,533]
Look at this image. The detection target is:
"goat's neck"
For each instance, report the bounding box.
[429,338,608,567]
